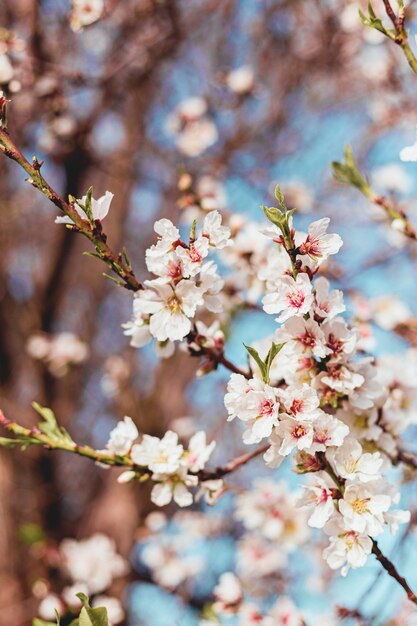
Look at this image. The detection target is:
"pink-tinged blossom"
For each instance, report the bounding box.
[276,419,314,455]
[322,317,357,361]
[235,479,308,545]
[310,414,349,452]
[266,596,305,626]
[298,218,343,265]
[183,431,216,473]
[135,280,203,342]
[279,383,322,422]
[225,375,280,443]
[318,363,364,394]
[313,277,345,320]
[262,273,313,323]
[323,514,372,576]
[298,474,335,528]
[274,316,328,359]
[176,236,210,277]
[55,190,113,224]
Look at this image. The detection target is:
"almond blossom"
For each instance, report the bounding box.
[338,481,392,536]
[323,515,373,576]
[262,273,313,322]
[298,217,343,265]
[55,190,113,224]
[106,416,138,455]
[298,474,336,528]
[329,437,383,483]
[135,280,203,342]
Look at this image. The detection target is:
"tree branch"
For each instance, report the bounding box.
[0,127,142,292]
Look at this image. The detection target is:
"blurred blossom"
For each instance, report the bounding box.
[0,53,13,83]
[27,332,89,377]
[226,66,255,95]
[70,0,104,32]
[60,533,127,594]
[166,97,218,156]
[371,163,413,194]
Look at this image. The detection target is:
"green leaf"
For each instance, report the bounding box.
[331,145,370,194]
[358,2,390,35]
[264,342,285,379]
[83,186,94,221]
[244,344,267,381]
[32,620,57,626]
[245,341,286,384]
[32,402,74,445]
[262,205,285,227]
[0,436,26,448]
[77,593,109,626]
[274,184,286,211]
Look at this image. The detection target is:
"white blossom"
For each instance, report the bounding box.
[262,273,313,323]
[298,218,343,265]
[55,191,113,224]
[106,416,138,455]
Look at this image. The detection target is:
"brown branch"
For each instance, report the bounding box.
[0,410,268,482]
[372,540,417,605]
[198,443,269,480]
[0,127,142,292]
[382,0,399,29]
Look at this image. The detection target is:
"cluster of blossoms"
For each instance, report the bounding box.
[223,202,411,575]
[123,210,231,357]
[209,575,306,626]
[105,416,220,507]
[36,533,127,626]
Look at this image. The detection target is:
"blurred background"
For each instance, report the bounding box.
[2,1,417,625]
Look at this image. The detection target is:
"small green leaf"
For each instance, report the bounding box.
[190,219,197,243]
[262,205,285,227]
[244,344,267,381]
[358,2,390,35]
[264,342,285,378]
[83,186,94,221]
[0,436,26,448]
[332,145,370,194]
[274,184,286,210]
[77,594,109,626]
[32,620,57,626]
[32,402,74,445]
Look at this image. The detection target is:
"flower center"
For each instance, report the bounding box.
[188,245,203,263]
[292,424,307,439]
[167,295,182,313]
[351,497,370,515]
[344,458,357,474]
[259,399,275,417]
[288,290,305,310]
[301,331,316,347]
[290,398,304,415]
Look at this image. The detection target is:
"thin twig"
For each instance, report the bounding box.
[371,540,417,605]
